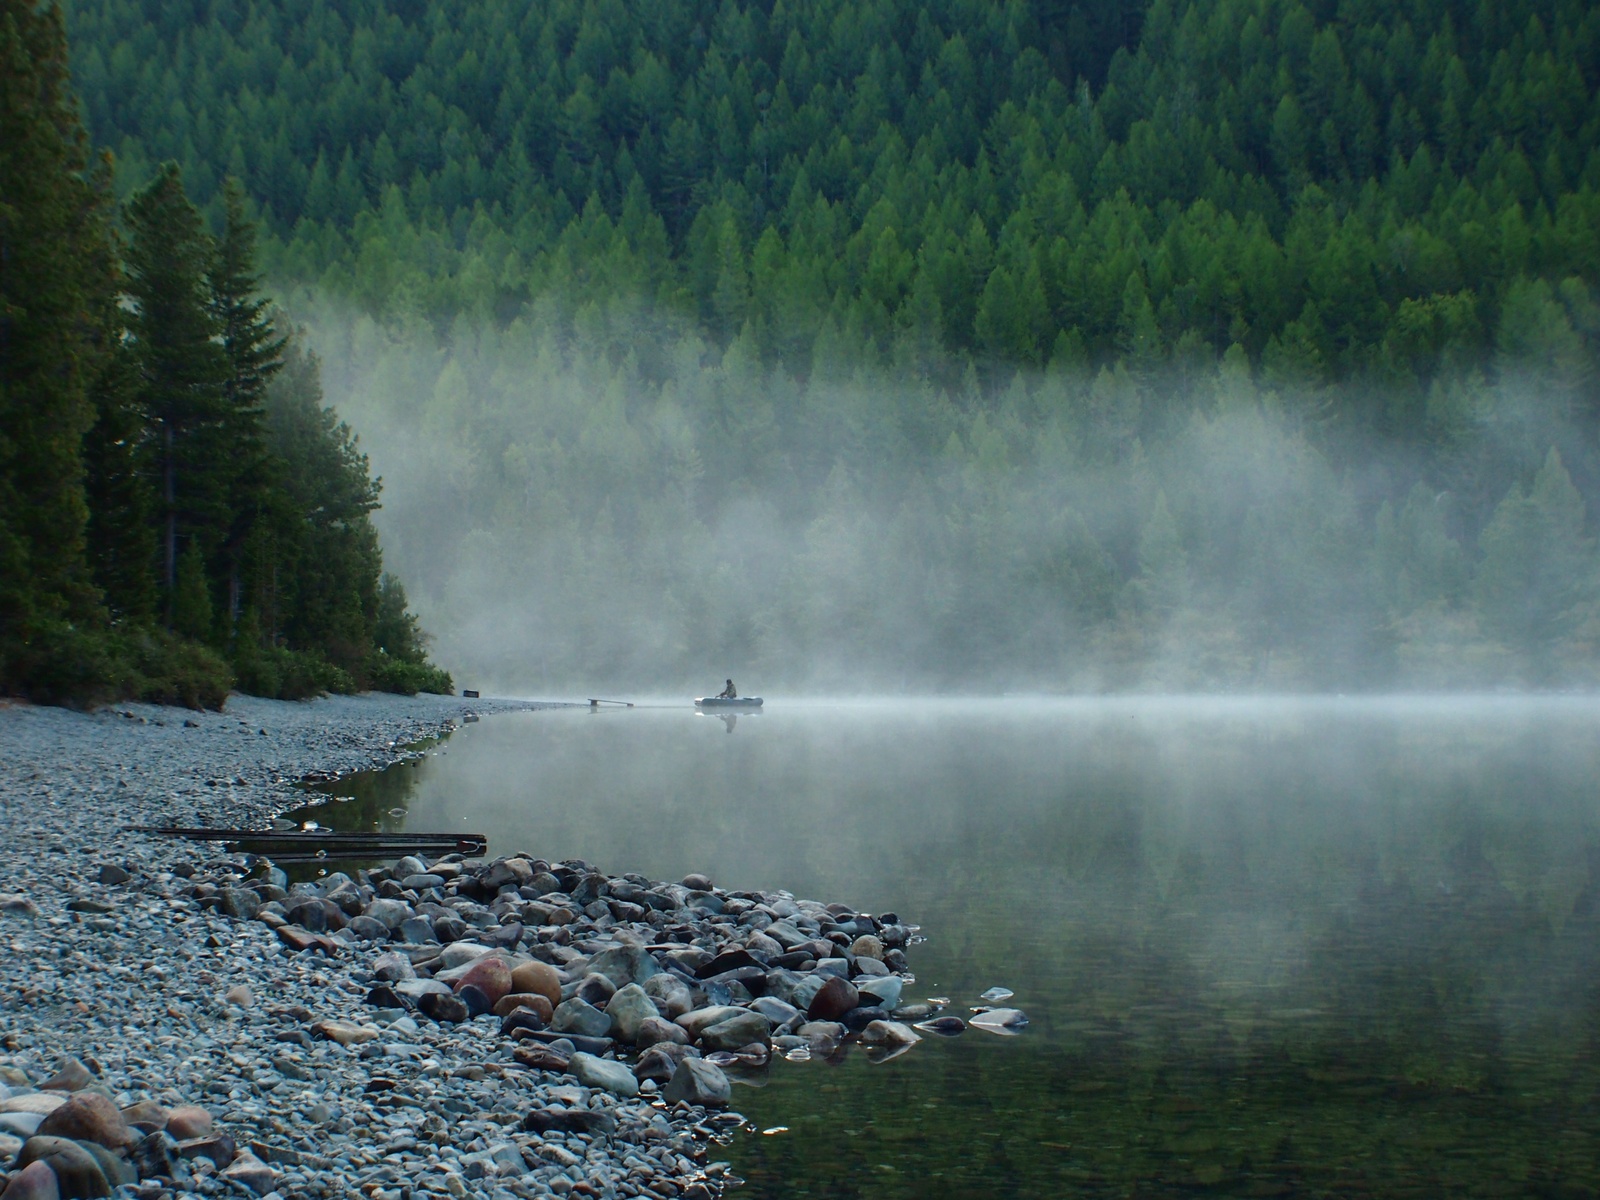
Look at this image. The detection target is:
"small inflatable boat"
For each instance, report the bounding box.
[694,696,764,708]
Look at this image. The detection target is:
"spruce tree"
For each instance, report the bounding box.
[0,0,117,668]
[122,162,230,626]
[207,177,285,635]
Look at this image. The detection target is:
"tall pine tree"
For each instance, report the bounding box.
[207,178,285,635]
[122,162,230,629]
[0,0,117,673]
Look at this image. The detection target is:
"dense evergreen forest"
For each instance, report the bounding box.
[0,0,449,705]
[26,0,1600,688]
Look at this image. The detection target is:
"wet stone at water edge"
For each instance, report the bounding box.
[149,841,986,1198]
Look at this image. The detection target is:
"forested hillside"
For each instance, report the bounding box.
[1,0,449,704]
[48,0,1600,688]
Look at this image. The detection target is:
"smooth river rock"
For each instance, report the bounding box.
[674,1005,747,1039]
[634,1016,689,1049]
[491,993,554,1022]
[806,975,859,1021]
[567,1053,639,1098]
[0,1161,62,1200]
[162,1106,213,1140]
[34,1094,133,1150]
[587,946,659,987]
[452,955,513,1006]
[698,1010,772,1052]
[509,960,562,1009]
[37,1060,93,1093]
[661,1059,731,1107]
[550,997,612,1038]
[17,1136,110,1199]
[602,984,661,1044]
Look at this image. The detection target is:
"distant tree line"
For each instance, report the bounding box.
[64,0,1599,399]
[44,0,1600,688]
[0,0,448,706]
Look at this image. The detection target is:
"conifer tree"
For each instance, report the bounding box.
[0,0,117,668]
[208,177,285,634]
[122,162,230,624]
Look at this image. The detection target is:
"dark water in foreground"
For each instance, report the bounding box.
[292,697,1600,1198]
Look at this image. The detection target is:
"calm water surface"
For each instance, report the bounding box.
[296,697,1600,1198]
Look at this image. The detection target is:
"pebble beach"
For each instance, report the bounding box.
[0,693,934,1200]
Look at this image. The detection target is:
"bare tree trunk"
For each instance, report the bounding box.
[163,420,176,625]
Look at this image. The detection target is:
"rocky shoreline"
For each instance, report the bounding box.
[0,694,937,1200]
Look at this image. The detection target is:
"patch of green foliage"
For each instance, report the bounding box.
[4,620,233,710]
[0,2,450,708]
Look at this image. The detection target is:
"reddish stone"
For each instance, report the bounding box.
[0,1160,62,1200]
[164,1106,214,1140]
[491,993,554,1022]
[509,960,562,1009]
[35,1091,136,1148]
[806,975,860,1022]
[453,955,512,1006]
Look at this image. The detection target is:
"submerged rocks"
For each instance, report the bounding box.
[969,1007,1029,1033]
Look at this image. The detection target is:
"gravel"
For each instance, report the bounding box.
[0,692,734,1199]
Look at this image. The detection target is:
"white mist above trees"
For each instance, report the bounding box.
[294,293,1600,694]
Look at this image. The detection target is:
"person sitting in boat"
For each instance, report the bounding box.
[718,679,737,699]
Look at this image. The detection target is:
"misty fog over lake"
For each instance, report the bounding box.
[298,695,1600,1197]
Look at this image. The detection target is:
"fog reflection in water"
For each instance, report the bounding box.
[298,697,1600,1198]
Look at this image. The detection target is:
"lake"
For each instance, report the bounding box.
[291,696,1600,1198]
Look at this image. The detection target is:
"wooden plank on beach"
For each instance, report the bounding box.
[127,827,488,857]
